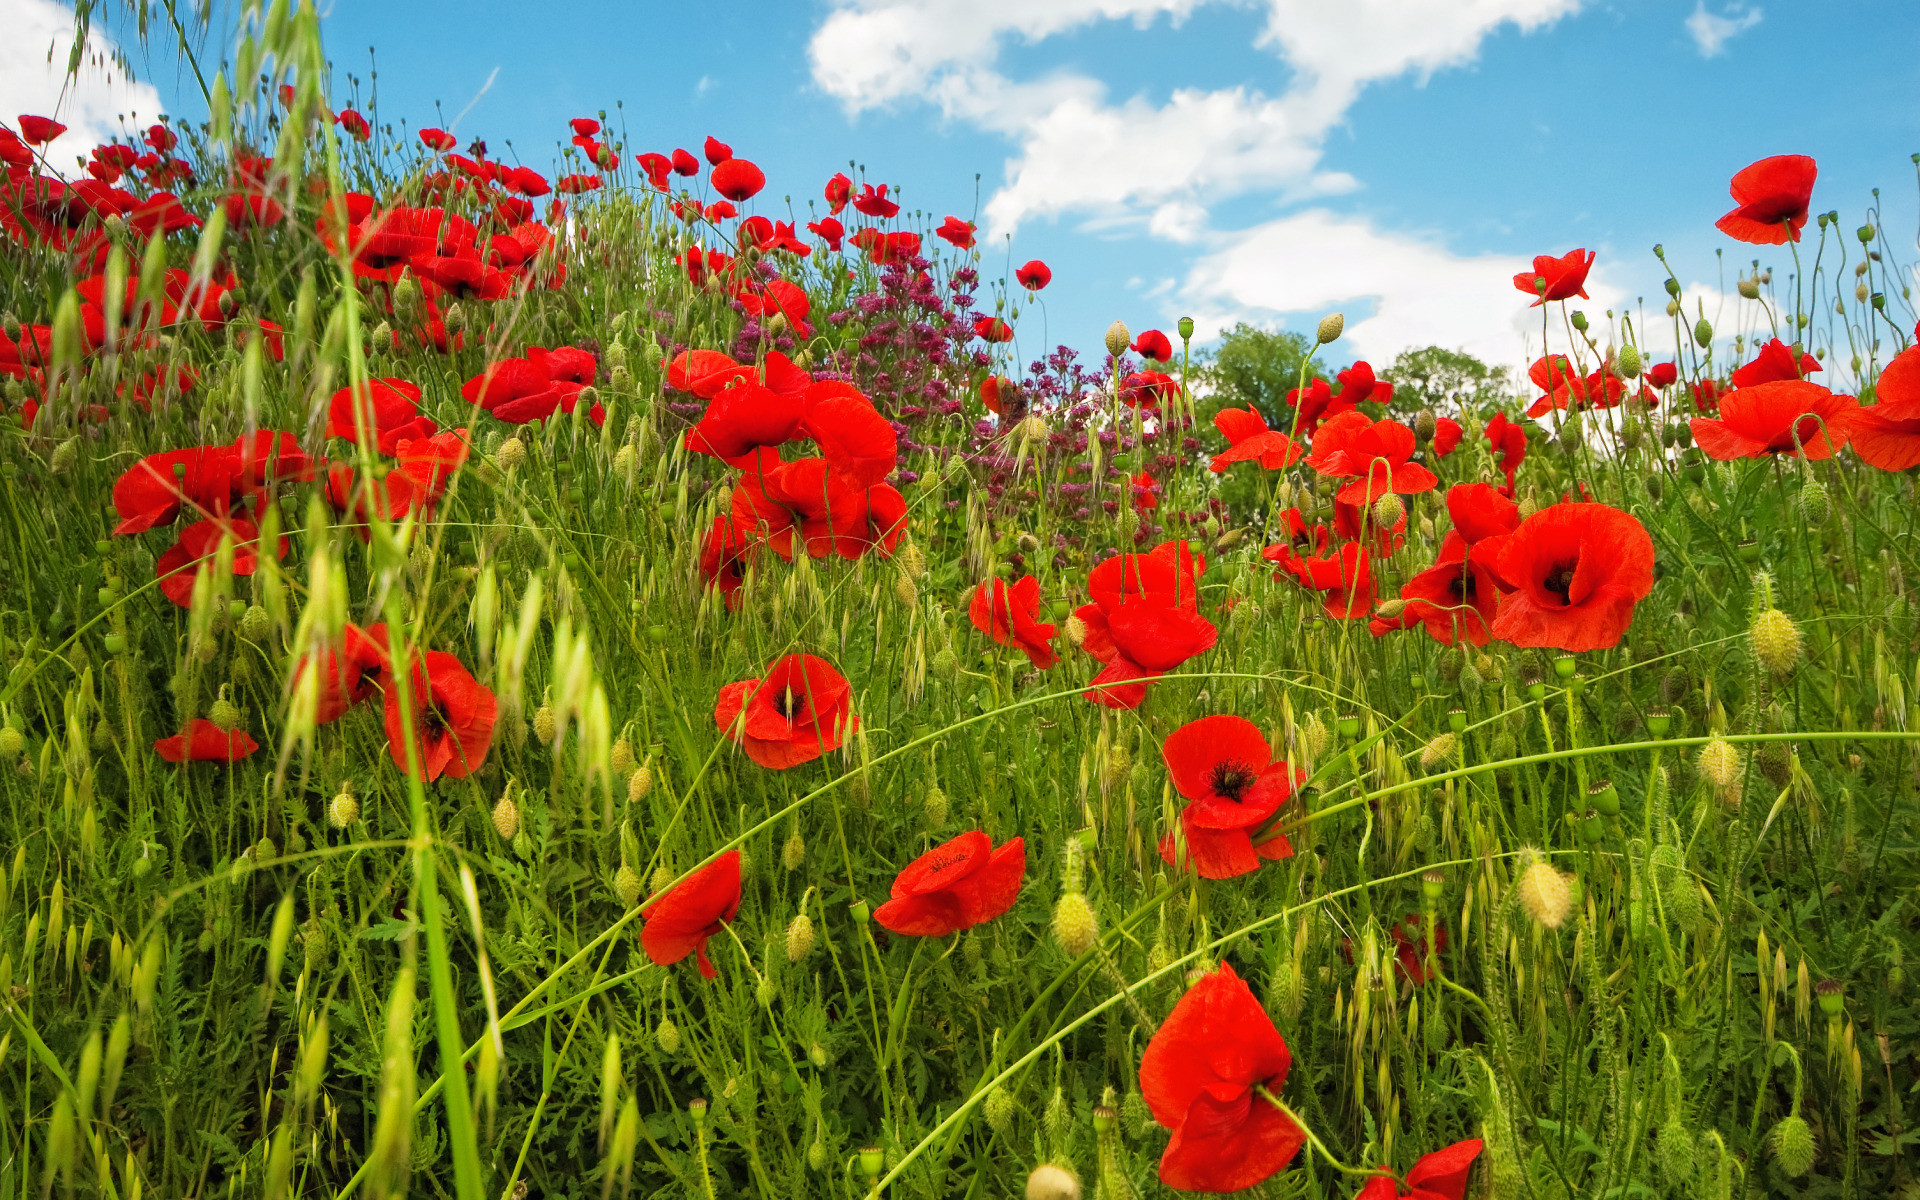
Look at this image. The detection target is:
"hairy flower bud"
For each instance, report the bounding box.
[1737,277,1760,300]
[532,704,557,745]
[1616,344,1641,378]
[984,1086,1014,1133]
[655,1018,680,1055]
[1104,321,1131,358]
[1693,317,1713,348]
[1316,313,1344,345]
[1770,1115,1814,1178]
[922,785,949,827]
[782,832,806,870]
[1063,614,1088,647]
[1420,733,1457,771]
[785,913,815,961]
[208,693,241,732]
[329,785,359,828]
[613,865,642,908]
[610,738,634,778]
[1796,480,1830,525]
[1516,860,1572,930]
[1052,892,1099,957]
[1696,738,1742,789]
[496,437,526,470]
[491,794,520,840]
[627,762,654,802]
[1026,1164,1081,1200]
[1750,609,1802,675]
[1370,491,1405,529]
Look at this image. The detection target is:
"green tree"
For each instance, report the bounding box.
[1384,345,1510,416]
[1194,324,1326,521]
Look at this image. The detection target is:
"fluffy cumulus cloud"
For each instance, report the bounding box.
[1183,211,1627,365]
[809,0,1588,363]
[1685,2,1763,57]
[0,0,163,174]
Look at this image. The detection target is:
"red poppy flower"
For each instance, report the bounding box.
[1432,417,1463,456]
[154,515,281,607]
[807,216,845,251]
[1074,542,1217,709]
[851,183,898,218]
[1371,486,1514,646]
[111,446,239,535]
[1139,962,1304,1193]
[699,515,758,609]
[1729,337,1821,388]
[971,576,1059,669]
[1484,412,1526,490]
[1715,154,1816,245]
[667,147,698,176]
[1513,248,1594,305]
[1334,360,1394,407]
[1690,380,1856,460]
[383,648,496,782]
[1016,259,1051,290]
[1121,371,1181,408]
[872,831,1025,937]
[292,623,390,723]
[1524,355,1628,418]
[1132,329,1173,362]
[1352,1140,1483,1200]
[1279,539,1375,620]
[640,851,742,978]
[1307,410,1437,504]
[1131,470,1160,511]
[1484,502,1654,652]
[1157,715,1302,879]
[418,128,456,152]
[336,109,371,141]
[702,135,732,165]
[328,378,437,453]
[461,349,604,427]
[1387,914,1450,988]
[714,654,857,770]
[974,316,1013,343]
[569,117,601,138]
[711,158,765,202]
[686,383,808,463]
[555,173,602,195]
[735,277,813,337]
[1282,376,1347,438]
[850,227,920,264]
[19,115,66,145]
[154,718,258,764]
[824,172,852,214]
[129,192,202,238]
[1645,362,1678,389]
[1851,344,1920,471]
[635,152,672,189]
[935,216,976,248]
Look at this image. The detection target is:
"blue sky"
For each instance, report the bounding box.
[13,0,1920,377]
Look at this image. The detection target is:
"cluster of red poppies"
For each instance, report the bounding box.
[3,116,197,265]
[671,348,907,606]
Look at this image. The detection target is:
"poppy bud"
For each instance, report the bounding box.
[1796,480,1830,525]
[1369,492,1404,529]
[1857,223,1875,244]
[1026,1164,1081,1200]
[1316,312,1344,344]
[496,437,526,471]
[1750,608,1802,675]
[238,604,271,642]
[1419,733,1456,771]
[1770,1115,1814,1178]
[893,573,919,608]
[1655,1119,1695,1185]
[1063,614,1087,647]
[532,704,557,745]
[1616,344,1641,378]
[656,1018,680,1055]
[627,761,654,802]
[922,785,948,826]
[807,1140,829,1171]
[1693,317,1713,348]
[208,691,241,732]
[1051,892,1098,957]
[1017,415,1050,445]
[1665,299,1681,317]
[50,438,79,475]
[785,913,814,961]
[1570,310,1588,332]
[1737,277,1760,299]
[329,784,359,828]
[1104,321,1131,358]
[1412,409,1438,442]
[1177,316,1195,340]
[0,726,22,760]
[984,1086,1014,1132]
[612,864,642,908]
[1696,738,1741,789]
[491,794,520,840]
[1857,283,1870,303]
[782,833,805,870]
[1516,859,1572,929]
[931,646,960,678]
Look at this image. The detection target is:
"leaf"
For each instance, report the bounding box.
[358,918,418,942]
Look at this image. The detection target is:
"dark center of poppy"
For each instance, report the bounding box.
[1448,569,1474,602]
[774,685,807,722]
[1542,560,1578,604]
[1209,760,1258,802]
[421,699,449,738]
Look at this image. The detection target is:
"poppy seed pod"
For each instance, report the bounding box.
[1104,321,1131,358]
[1177,316,1195,340]
[1516,860,1572,929]
[1316,313,1344,344]
[1750,609,1803,675]
[1026,1164,1081,1200]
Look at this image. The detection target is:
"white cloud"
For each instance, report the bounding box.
[1182,210,1627,367]
[0,0,163,174]
[1684,2,1762,58]
[810,0,1582,236]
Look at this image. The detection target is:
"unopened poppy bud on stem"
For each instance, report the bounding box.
[785,913,815,961]
[1751,609,1803,675]
[1316,312,1344,344]
[1516,858,1572,929]
[1697,738,1742,789]
[1052,891,1099,956]
[1104,321,1131,358]
[329,783,359,828]
[1026,1164,1081,1200]
[491,793,520,839]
